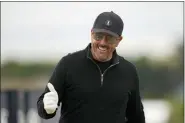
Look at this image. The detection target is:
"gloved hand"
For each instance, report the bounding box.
[43,83,59,114]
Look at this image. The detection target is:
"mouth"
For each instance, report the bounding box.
[97,46,108,52]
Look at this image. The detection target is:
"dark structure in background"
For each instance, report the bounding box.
[1,90,61,123]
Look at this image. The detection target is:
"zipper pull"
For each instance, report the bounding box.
[101,74,104,86]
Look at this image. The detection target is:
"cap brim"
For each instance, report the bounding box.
[92,28,119,38]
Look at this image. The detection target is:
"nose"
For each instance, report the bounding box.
[99,36,108,44]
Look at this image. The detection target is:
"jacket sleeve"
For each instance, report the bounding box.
[125,69,145,123]
[37,56,67,119]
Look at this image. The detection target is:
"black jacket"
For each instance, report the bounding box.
[37,43,145,123]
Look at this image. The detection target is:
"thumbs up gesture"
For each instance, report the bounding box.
[43,83,59,114]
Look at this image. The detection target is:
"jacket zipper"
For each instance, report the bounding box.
[88,57,119,86]
[101,63,119,85]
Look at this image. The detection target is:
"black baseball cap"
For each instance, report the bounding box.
[92,11,124,38]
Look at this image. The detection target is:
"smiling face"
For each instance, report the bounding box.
[91,31,122,62]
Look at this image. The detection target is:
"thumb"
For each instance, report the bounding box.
[47,83,56,92]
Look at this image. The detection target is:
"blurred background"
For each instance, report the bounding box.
[1,2,184,123]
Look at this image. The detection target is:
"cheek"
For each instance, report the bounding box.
[109,44,116,51]
[92,41,99,48]
[91,43,98,52]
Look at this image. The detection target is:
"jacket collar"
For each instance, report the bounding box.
[85,43,120,64]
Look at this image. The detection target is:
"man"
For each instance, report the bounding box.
[37,11,145,123]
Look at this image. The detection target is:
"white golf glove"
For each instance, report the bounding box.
[43,83,59,114]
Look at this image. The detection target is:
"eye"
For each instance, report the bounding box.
[94,33,104,41]
[107,35,117,43]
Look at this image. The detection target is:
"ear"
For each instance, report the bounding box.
[118,36,123,41]
[91,29,93,35]
[91,29,94,33]
[115,36,123,47]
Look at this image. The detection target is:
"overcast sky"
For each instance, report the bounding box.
[1,2,183,63]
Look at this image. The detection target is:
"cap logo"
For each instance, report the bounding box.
[105,20,112,27]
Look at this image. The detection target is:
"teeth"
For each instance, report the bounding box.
[98,46,107,51]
